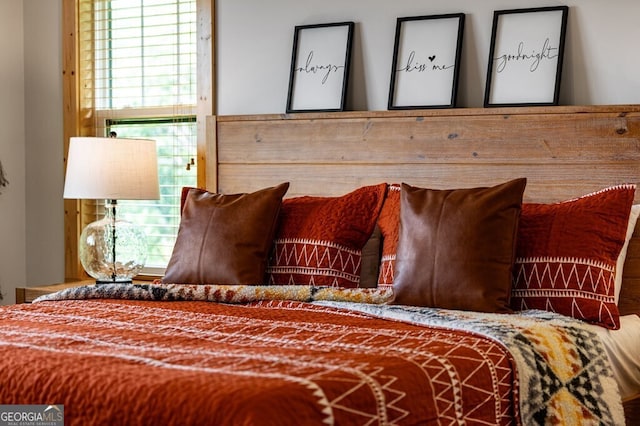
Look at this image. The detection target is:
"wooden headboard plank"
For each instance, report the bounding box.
[217,114,640,166]
[209,105,640,316]
[217,163,638,201]
[214,108,640,203]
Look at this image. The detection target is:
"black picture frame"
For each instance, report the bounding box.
[286,22,355,113]
[484,6,568,107]
[388,13,465,110]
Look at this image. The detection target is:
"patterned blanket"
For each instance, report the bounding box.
[35,283,624,425]
[317,301,625,426]
[34,282,395,305]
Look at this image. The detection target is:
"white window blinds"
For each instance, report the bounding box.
[92,0,196,109]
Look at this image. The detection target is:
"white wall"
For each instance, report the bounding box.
[0,0,27,304]
[217,0,640,114]
[0,0,64,305]
[24,0,64,288]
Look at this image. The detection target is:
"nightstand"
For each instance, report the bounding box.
[15,280,95,303]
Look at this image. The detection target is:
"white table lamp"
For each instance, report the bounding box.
[64,136,160,284]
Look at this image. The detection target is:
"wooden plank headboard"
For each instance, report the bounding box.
[206,105,640,316]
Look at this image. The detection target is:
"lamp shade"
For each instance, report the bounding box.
[64,137,160,200]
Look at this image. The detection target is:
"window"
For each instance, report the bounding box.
[78,0,198,274]
[107,118,196,273]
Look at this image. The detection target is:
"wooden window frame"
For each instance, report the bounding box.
[62,0,215,280]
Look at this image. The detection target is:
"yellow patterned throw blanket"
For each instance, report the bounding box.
[36,283,624,425]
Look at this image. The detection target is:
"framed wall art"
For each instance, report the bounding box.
[286,21,354,113]
[388,13,465,110]
[484,6,568,107]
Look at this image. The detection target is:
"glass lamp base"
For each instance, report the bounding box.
[79,202,147,283]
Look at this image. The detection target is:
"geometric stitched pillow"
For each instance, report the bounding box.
[266,183,387,288]
[511,184,636,329]
[376,183,401,287]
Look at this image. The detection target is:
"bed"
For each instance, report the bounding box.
[1,105,639,425]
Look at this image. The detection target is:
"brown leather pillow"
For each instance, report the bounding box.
[359,225,382,288]
[162,183,289,284]
[392,178,526,313]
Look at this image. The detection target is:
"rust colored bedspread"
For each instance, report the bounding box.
[0,299,515,425]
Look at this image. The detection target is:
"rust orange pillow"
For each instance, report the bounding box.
[163,183,289,284]
[511,184,636,329]
[267,184,387,287]
[376,184,401,287]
